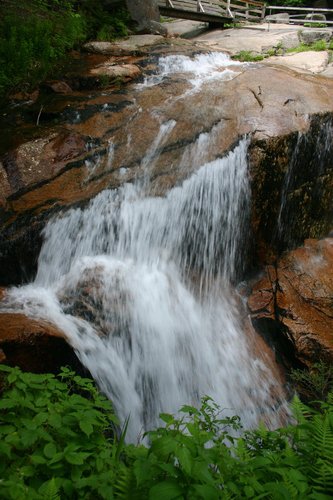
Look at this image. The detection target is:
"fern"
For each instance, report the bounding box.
[114,464,139,500]
[309,411,333,495]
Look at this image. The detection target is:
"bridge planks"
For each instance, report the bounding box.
[158,0,266,24]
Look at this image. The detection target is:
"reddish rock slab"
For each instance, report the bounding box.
[0,312,81,373]
[248,238,333,367]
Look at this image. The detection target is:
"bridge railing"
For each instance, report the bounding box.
[160,0,266,22]
[266,5,333,26]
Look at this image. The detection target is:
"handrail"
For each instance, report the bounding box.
[160,0,266,21]
[266,5,333,13]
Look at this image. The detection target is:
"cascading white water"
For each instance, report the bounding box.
[138,52,242,91]
[2,53,288,442]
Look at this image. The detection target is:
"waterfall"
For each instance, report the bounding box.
[2,53,288,442]
[4,137,285,442]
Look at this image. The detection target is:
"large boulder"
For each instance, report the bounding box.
[248,238,333,367]
[298,29,332,45]
[0,311,83,373]
[83,35,164,55]
[125,0,167,34]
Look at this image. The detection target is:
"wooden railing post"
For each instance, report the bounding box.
[226,0,233,17]
[197,0,205,12]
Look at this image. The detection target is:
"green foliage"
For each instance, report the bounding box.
[0,365,119,499]
[290,361,333,404]
[0,0,131,98]
[0,1,86,97]
[287,39,329,53]
[77,1,130,41]
[1,365,333,499]
[121,395,333,499]
[304,22,327,28]
[232,51,264,62]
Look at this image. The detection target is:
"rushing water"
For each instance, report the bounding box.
[2,53,288,442]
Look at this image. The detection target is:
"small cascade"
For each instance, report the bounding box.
[277,115,333,249]
[2,52,289,442]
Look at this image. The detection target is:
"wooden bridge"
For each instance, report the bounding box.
[157,0,266,26]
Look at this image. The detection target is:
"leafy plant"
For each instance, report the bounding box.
[1,365,333,499]
[287,40,328,54]
[232,50,264,62]
[0,0,131,98]
[0,365,119,499]
[290,361,333,404]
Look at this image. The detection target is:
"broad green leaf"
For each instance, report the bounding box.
[176,445,192,475]
[79,420,93,437]
[192,484,219,500]
[0,398,17,409]
[31,454,47,465]
[149,480,183,500]
[191,461,214,485]
[159,413,175,425]
[0,425,15,435]
[20,465,35,477]
[44,442,57,459]
[48,452,64,465]
[65,451,91,465]
[150,436,177,458]
[48,413,62,429]
[0,441,11,458]
[21,429,39,448]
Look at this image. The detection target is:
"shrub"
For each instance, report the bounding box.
[0,365,119,499]
[0,1,86,97]
[1,365,332,499]
[0,0,131,98]
[232,50,264,62]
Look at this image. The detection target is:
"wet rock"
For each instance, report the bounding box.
[249,113,333,263]
[1,130,87,192]
[83,35,164,56]
[44,81,73,94]
[90,62,141,80]
[1,51,333,285]
[8,89,39,105]
[249,238,333,367]
[58,266,130,338]
[137,20,168,36]
[0,311,82,373]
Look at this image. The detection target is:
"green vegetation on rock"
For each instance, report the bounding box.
[0,0,130,98]
[1,364,333,499]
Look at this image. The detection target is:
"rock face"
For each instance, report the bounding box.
[83,35,164,55]
[1,41,333,286]
[249,113,333,263]
[125,0,167,34]
[248,238,333,367]
[0,311,83,373]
